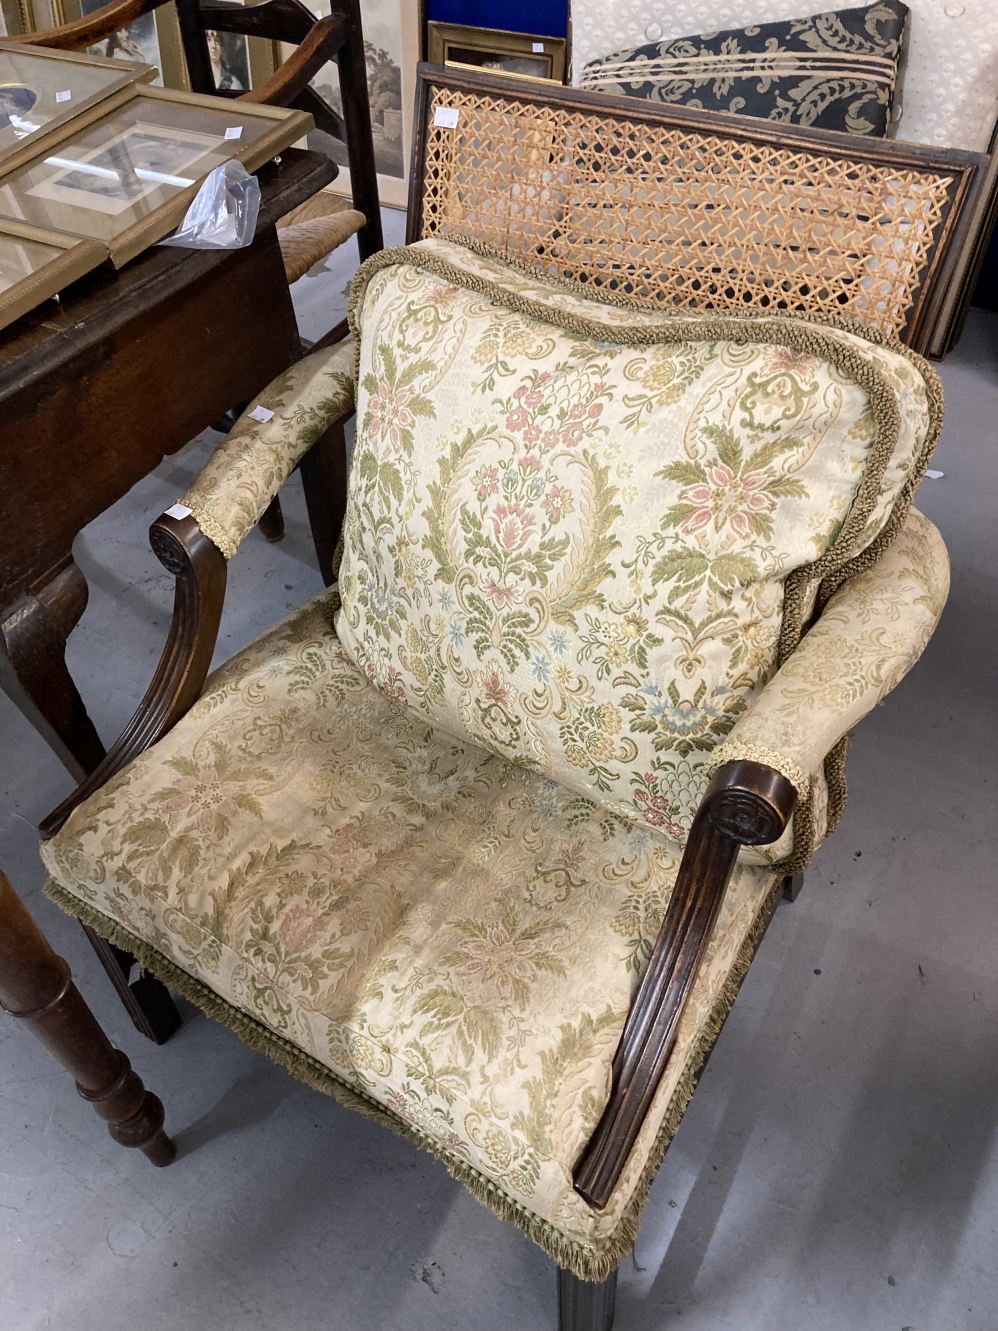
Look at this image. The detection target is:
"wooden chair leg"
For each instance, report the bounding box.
[0,871,176,1167]
[783,872,805,902]
[557,1267,617,1331]
[258,495,286,542]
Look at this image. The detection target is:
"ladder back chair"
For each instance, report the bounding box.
[7,67,989,1331]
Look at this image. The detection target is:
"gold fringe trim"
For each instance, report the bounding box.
[184,500,238,562]
[43,876,780,1281]
[346,239,943,869]
[706,742,810,798]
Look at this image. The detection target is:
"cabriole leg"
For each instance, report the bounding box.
[0,871,176,1167]
[557,1266,617,1331]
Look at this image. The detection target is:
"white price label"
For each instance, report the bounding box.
[248,405,275,423]
[224,125,242,140]
[55,89,72,103]
[433,106,459,129]
[925,469,945,479]
[532,42,544,52]
[165,503,192,519]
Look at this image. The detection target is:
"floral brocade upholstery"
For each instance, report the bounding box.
[41,592,780,1273]
[41,507,948,1276]
[337,239,941,858]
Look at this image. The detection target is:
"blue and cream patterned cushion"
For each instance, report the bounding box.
[579,1,909,137]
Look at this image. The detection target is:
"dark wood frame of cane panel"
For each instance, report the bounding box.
[405,64,988,356]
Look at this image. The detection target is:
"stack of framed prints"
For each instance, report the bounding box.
[0,43,311,328]
[0,85,311,263]
[0,39,154,169]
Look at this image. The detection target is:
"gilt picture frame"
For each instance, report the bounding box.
[0,39,156,172]
[426,22,567,84]
[0,84,311,263]
[0,215,104,330]
[304,0,418,209]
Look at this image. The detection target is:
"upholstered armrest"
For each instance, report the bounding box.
[708,508,950,798]
[182,338,356,559]
[41,341,356,837]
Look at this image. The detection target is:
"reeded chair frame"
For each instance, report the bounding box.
[406,65,988,356]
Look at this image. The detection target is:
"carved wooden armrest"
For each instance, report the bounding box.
[10,0,169,49]
[41,337,357,836]
[573,759,797,1210]
[40,513,226,839]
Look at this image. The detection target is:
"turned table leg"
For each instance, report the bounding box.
[0,560,182,1044]
[0,871,175,1167]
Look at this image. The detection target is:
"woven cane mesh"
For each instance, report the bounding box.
[418,83,957,339]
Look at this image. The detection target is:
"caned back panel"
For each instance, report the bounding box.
[409,68,984,352]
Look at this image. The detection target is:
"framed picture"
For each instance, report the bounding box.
[426,22,566,83]
[0,39,155,171]
[55,0,187,89]
[304,0,418,210]
[0,215,104,330]
[0,84,311,263]
[202,8,281,97]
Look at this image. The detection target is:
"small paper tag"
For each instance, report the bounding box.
[165,503,192,519]
[248,404,275,423]
[55,89,72,103]
[433,106,459,129]
[224,125,242,140]
[925,469,945,479]
[532,41,544,52]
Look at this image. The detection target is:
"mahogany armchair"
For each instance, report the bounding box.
[14,73,980,1331]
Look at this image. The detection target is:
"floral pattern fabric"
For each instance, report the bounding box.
[711,506,949,787]
[182,339,356,559]
[337,239,938,854]
[40,592,778,1257]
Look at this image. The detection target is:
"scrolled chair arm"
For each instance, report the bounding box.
[574,757,797,1209]
[704,507,950,794]
[574,507,949,1210]
[181,337,356,560]
[40,338,357,838]
[8,0,168,48]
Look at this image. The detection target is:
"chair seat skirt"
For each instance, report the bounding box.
[41,589,778,1279]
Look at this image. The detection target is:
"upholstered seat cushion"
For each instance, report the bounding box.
[41,589,777,1277]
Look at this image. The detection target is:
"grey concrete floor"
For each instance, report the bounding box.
[0,217,995,1329]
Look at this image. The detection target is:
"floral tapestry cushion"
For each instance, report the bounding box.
[578,1,909,137]
[336,237,940,845]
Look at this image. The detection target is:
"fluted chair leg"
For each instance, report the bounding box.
[0,871,176,1167]
[557,1267,618,1331]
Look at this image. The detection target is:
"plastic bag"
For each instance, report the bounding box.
[159,160,261,251]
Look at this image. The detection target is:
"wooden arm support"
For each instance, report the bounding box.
[10,0,168,49]
[573,759,797,1210]
[241,15,346,108]
[40,513,226,840]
